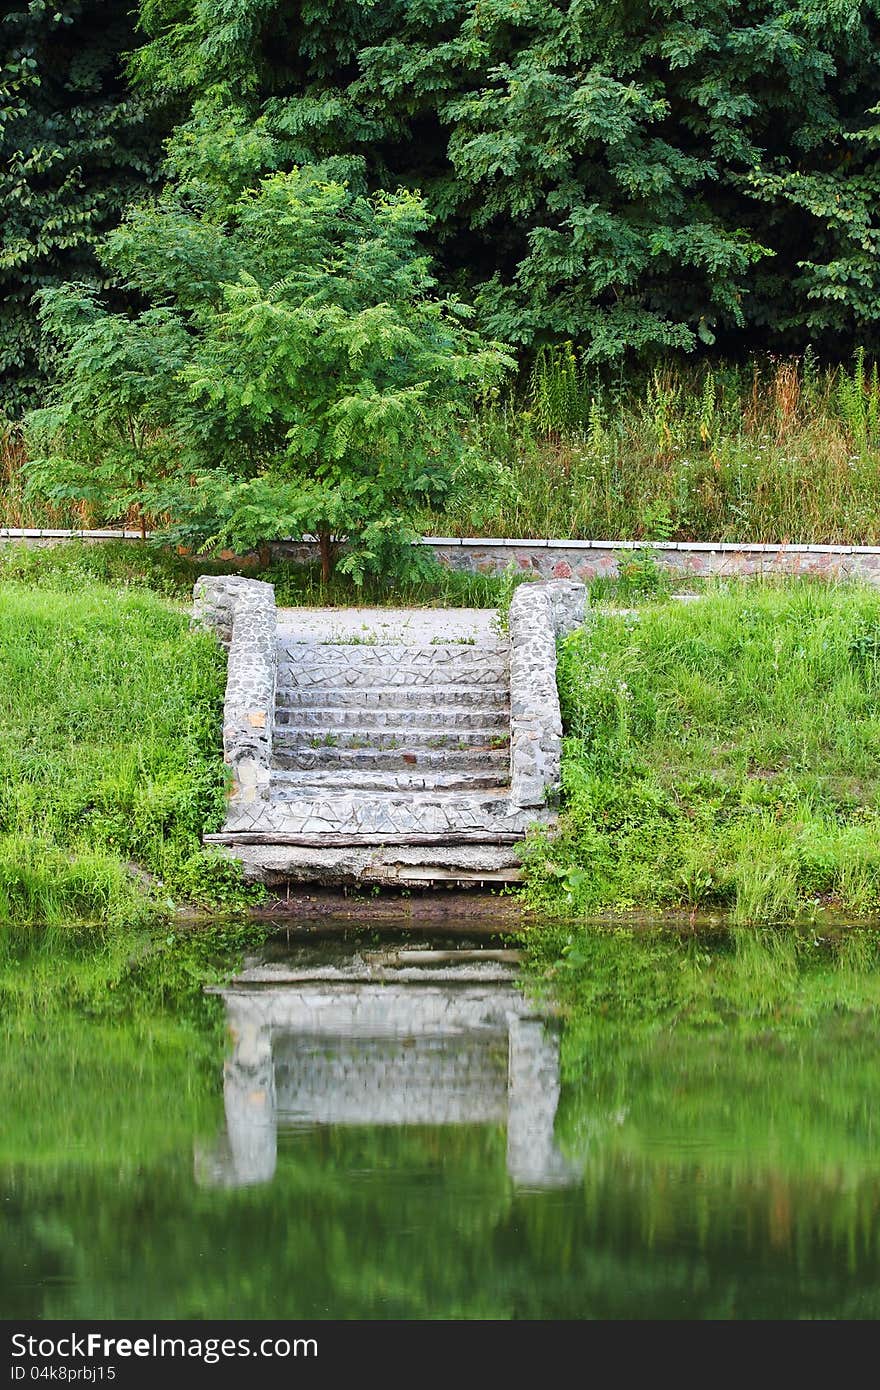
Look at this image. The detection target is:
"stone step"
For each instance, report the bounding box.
[273,704,509,731]
[277,643,508,689]
[273,727,510,752]
[269,768,508,795]
[278,639,509,661]
[221,789,553,837]
[212,840,528,888]
[275,684,510,711]
[272,745,509,774]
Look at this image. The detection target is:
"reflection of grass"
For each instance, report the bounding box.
[0,920,266,1170]
[557,1017,880,1178]
[0,918,266,1019]
[8,1113,880,1319]
[530,923,880,1029]
[518,922,880,1242]
[0,1014,223,1172]
[524,581,880,921]
[527,923,880,1183]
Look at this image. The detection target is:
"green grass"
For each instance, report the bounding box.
[0,540,516,608]
[0,544,521,928]
[14,351,880,548]
[523,580,880,923]
[422,350,880,544]
[0,578,254,928]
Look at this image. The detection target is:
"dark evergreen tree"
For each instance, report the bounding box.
[132,0,880,359]
[0,1,171,412]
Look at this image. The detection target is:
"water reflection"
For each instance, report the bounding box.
[9,931,880,1318]
[198,970,578,1190]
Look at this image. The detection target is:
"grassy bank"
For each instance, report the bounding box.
[10,352,880,548]
[0,539,514,609]
[0,576,250,927]
[524,581,880,923]
[424,352,880,544]
[0,545,517,929]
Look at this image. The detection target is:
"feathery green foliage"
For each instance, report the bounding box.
[0,1,170,413]
[26,168,512,578]
[131,0,880,359]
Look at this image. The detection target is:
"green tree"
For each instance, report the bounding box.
[0,1,171,414]
[131,0,880,359]
[27,167,512,578]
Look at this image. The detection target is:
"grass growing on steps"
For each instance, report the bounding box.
[0,581,253,927]
[523,581,880,922]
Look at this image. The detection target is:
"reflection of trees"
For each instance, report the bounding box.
[7,1131,880,1319]
[5,985,880,1319]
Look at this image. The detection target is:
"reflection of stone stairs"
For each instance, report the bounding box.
[197,957,581,1189]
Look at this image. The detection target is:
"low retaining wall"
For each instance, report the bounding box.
[424,538,880,582]
[0,527,148,545]
[192,576,277,804]
[7,526,880,581]
[508,579,586,808]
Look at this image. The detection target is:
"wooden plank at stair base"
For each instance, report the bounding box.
[204,831,526,847]
[387,866,523,884]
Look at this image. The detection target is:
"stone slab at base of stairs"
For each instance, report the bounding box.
[225,842,527,888]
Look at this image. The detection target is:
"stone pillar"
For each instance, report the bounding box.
[192,575,277,804]
[195,994,277,1188]
[508,580,586,807]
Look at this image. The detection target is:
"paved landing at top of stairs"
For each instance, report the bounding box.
[276,606,499,644]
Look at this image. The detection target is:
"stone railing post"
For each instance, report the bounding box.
[508,579,586,808]
[192,575,277,805]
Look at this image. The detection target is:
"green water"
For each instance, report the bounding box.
[5,930,880,1320]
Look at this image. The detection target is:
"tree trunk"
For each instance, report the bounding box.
[136,475,147,541]
[318,530,333,584]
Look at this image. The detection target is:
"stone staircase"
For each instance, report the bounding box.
[271,639,511,804]
[196,579,586,888]
[220,634,550,865]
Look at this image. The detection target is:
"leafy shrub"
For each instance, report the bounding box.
[27,168,512,581]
